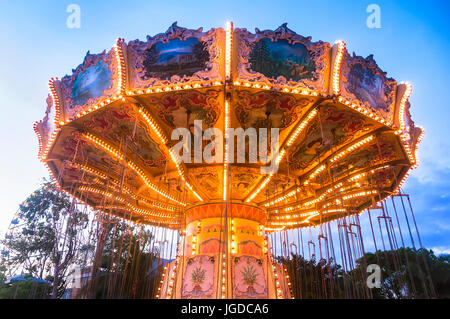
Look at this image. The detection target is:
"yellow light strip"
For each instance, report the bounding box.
[126,161,185,206]
[330,135,374,163]
[304,164,326,185]
[285,109,318,148]
[33,122,43,158]
[83,133,185,205]
[393,169,411,194]
[138,107,203,202]
[246,109,318,203]
[114,38,126,96]
[223,99,230,201]
[412,127,425,169]
[40,127,61,161]
[223,22,233,202]
[231,219,236,254]
[69,162,178,211]
[275,182,344,213]
[399,133,416,166]
[43,161,58,183]
[265,164,390,210]
[337,96,391,127]
[264,188,300,207]
[127,80,222,96]
[138,108,168,144]
[274,210,318,220]
[78,185,177,221]
[225,21,233,80]
[398,82,413,132]
[233,80,321,97]
[39,78,62,160]
[168,148,203,201]
[78,186,178,225]
[265,226,285,232]
[269,208,347,227]
[332,40,346,95]
[342,189,378,200]
[394,82,417,169]
[245,174,272,203]
[49,78,62,127]
[221,253,227,299]
[165,257,178,298]
[78,185,126,203]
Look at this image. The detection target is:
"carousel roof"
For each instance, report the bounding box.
[34,22,423,230]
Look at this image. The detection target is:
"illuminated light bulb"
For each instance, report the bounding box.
[225,21,233,80]
[332,40,346,95]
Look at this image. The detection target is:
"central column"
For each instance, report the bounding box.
[158,202,292,299]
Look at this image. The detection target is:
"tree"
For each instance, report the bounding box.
[277,253,347,298]
[0,275,51,299]
[1,181,89,298]
[352,248,450,299]
[75,221,163,299]
[278,248,450,299]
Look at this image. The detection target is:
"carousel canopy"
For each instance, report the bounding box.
[34,22,423,231]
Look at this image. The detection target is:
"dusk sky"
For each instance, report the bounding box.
[0,0,449,254]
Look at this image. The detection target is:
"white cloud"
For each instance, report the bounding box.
[431,246,450,255]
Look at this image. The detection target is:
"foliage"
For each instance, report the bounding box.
[75,220,163,299]
[191,266,206,285]
[278,254,347,298]
[241,265,258,286]
[0,181,89,298]
[0,275,51,299]
[278,248,450,299]
[352,248,450,299]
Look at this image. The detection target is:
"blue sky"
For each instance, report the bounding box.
[0,0,449,254]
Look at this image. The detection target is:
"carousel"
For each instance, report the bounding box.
[34,22,425,299]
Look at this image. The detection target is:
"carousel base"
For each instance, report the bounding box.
[157,202,292,299]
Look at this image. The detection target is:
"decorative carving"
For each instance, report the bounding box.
[146,89,221,129]
[234,89,312,130]
[34,95,55,153]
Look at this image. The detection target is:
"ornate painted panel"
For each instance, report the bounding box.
[128,22,223,89]
[60,49,119,120]
[236,24,331,92]
[233,89,313,131]
[188,167,222,199]
[233,256,267,298]
[181,255,216,298]
[340,53,397,123]
[230,167,264,200]
[145,89,221,130]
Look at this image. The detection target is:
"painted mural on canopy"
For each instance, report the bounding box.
[248,38,317,82]
[142,37,210,81]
